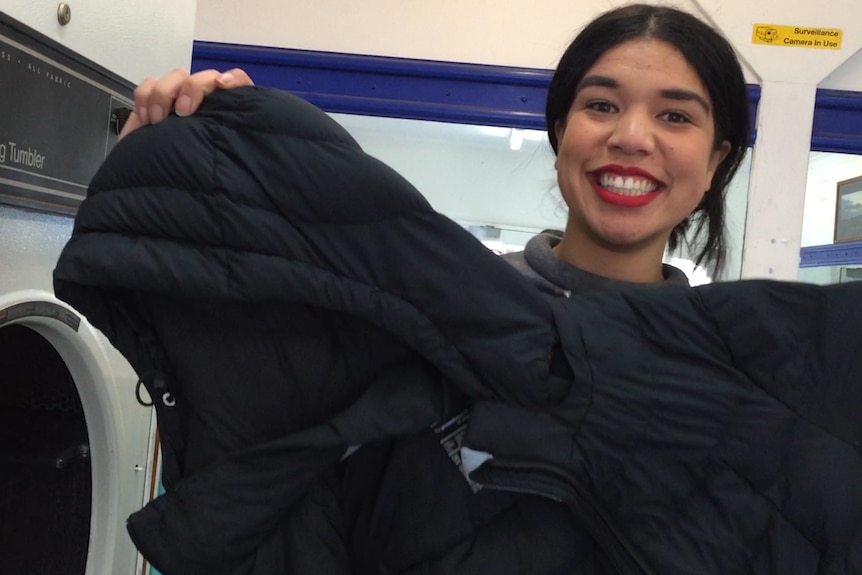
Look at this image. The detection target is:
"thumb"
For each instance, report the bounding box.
[117,110,144,142]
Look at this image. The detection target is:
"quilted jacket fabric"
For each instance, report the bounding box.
[53,87,862,575]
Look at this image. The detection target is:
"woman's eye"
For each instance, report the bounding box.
[661,111,691,124]
[586,101,616,113]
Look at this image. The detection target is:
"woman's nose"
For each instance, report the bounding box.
[607,111,655,154]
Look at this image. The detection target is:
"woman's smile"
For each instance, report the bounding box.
[589,165,663,207]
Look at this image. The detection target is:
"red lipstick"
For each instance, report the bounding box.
[597,165,659,179]
[590,165,663,208]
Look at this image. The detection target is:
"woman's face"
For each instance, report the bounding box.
[555,38,730,257]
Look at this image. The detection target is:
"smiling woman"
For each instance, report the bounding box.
[551,38,731,282]
[544,5,750,284]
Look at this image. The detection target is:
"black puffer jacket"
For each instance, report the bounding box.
[54,87,862,575]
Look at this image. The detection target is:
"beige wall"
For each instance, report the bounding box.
[3,0,196,83]
[195,0,862,89]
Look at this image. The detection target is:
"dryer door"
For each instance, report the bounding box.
[0,293,153,575]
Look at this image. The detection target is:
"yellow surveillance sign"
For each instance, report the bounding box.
[752,24,842,50]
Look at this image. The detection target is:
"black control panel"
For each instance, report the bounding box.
[0,12,134,214]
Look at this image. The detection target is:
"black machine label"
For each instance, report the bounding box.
[0,13,133,214]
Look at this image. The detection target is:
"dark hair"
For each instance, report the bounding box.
[545,3,750,276]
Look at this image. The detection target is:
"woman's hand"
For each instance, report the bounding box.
[119,68,254,141]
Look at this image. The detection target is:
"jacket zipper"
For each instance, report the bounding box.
[479,457,659,575]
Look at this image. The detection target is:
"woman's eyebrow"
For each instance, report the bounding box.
[660,89,711,113]
[575,75,618,93]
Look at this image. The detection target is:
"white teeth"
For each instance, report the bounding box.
[599,173,658,196]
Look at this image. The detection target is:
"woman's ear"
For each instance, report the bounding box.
[554,120,567,148]
[707,140,732,182]
[553,120,567,170]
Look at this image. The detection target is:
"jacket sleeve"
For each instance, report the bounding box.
[697,279,862,448]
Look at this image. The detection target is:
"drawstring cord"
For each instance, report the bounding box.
[135,372,176,408]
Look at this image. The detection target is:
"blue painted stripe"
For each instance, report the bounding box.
[799,240,862,268]
[192,42,552,130]
[812,89,862,154]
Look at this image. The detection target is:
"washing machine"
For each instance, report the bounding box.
[0,12,158,575]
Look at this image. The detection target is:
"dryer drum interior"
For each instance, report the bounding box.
[0,323,91,574]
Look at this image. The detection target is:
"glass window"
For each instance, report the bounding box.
[332,113,754,285]
[798,151,862,284]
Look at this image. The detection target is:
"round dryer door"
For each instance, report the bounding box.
[0,292,154,575]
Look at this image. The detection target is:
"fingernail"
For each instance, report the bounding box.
[149,104,165,124]
[137,106,149,124]
[217,72,234,84]
[175,95,192,117]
